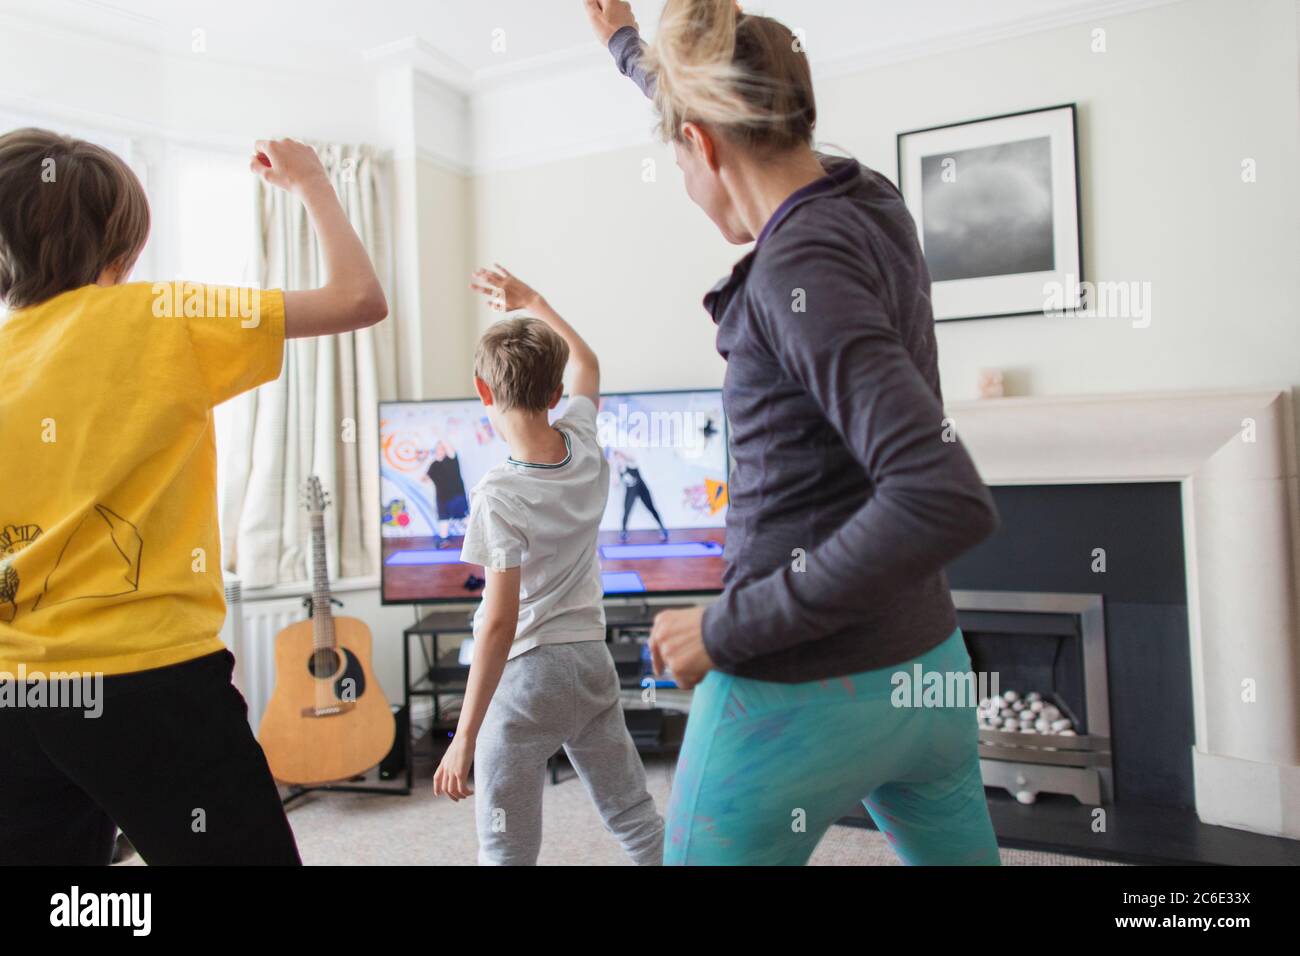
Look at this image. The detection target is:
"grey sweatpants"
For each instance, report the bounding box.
[474,640,665,865]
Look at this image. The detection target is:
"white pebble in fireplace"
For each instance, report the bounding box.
[979,690,1083,805]
[979,691,1078,739]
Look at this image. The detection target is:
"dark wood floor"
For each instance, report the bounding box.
[844,791,1300,865]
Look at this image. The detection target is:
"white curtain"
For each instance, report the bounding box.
[220,143,398,588]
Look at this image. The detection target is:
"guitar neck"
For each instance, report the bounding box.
[310,512,335,649]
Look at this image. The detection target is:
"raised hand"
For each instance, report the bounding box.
[583,0,638,46]
[470,264,541,313]
[253,137,388,338]
[248,138,329,197]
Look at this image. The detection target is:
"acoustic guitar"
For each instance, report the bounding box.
[258,477,396,786]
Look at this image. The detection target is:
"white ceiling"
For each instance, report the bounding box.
[2,0,1180,83]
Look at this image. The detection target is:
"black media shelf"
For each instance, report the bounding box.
[400,605,694,792]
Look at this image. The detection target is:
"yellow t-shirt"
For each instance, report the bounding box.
[0,281,285,676]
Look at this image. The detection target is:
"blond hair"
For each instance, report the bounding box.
[474,318,569,413]
[0,128,151,309]
[643,0,816,151]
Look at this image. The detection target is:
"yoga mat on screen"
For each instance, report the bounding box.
[385,549,466,566]
[599,542,724,560]
[602,571,646,593]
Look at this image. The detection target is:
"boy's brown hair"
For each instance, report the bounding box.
[474,318,569,413]
[0,128,151,310]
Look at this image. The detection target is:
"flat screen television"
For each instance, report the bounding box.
[379,389,728,604]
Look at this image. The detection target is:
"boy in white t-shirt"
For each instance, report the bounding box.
[432,264,664,866]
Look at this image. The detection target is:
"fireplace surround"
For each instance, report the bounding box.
[948,389,1299,839]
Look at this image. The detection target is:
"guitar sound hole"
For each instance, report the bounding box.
[308,648,342,679]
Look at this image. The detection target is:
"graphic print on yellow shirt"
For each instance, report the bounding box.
[0,281,284,676]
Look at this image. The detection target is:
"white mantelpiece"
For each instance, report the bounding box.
[949,389,1300,840]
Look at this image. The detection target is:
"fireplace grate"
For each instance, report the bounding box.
[954,591,1112,805]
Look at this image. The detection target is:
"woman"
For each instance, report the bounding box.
[585,0,1002,865]
[612,449,670,543]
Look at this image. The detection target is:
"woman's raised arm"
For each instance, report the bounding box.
[584,1,656,99]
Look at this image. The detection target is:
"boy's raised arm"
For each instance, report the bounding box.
[249,138,387,339]
[470,265,600,405]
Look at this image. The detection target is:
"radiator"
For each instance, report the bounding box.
[219,574,305,732]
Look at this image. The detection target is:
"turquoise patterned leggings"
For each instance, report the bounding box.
[665,629,1000,865]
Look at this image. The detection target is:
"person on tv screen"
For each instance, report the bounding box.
[424,440,469,545]
[612,450,670,543]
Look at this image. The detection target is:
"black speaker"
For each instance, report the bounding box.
[379,705,408,780]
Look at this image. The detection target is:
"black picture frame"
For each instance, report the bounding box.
[896,103,1084,322]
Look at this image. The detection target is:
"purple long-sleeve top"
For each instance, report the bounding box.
[609,27,999,682]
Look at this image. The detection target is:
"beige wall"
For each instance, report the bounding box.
[413,159,478,399]
[472,142,732,392]
[470,0,1300,413]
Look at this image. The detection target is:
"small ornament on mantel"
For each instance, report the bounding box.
[978,368,1005,400]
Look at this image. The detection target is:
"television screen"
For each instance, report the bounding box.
[379,390,728,604]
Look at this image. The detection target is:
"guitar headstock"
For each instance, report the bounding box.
[301,475,331,516]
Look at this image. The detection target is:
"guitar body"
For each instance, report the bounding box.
[258,616,396,786]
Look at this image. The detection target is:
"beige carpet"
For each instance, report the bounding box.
[280,755,1120,866]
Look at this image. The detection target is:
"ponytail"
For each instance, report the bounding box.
[643,0,816,152]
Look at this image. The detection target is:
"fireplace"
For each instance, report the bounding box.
[955,590,1111,805]
[948,480,1194,808]
[947,389,1300,839]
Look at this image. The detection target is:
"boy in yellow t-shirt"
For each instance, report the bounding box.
[0,130,387,865]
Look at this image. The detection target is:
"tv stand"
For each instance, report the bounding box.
[603,600,696,628]
[398,601,704,791]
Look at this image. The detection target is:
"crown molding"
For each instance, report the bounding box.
[360,34,608,95]
[6,0,1193,97]
[412,146,473,178]
[361,35,474,94]
[63,0,165,29]
[0,8,368,85]
[367,0,1191,94]
[811,0,1191,80]
[472,41,610,91]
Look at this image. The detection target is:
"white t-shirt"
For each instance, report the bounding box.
[460,395,609,659]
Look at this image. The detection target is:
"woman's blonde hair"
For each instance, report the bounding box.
[643,0,816,151]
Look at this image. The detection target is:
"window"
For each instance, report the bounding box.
[151,142,256,285]
[0,110,254,287]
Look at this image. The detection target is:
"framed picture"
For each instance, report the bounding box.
[897,104,1082,322]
